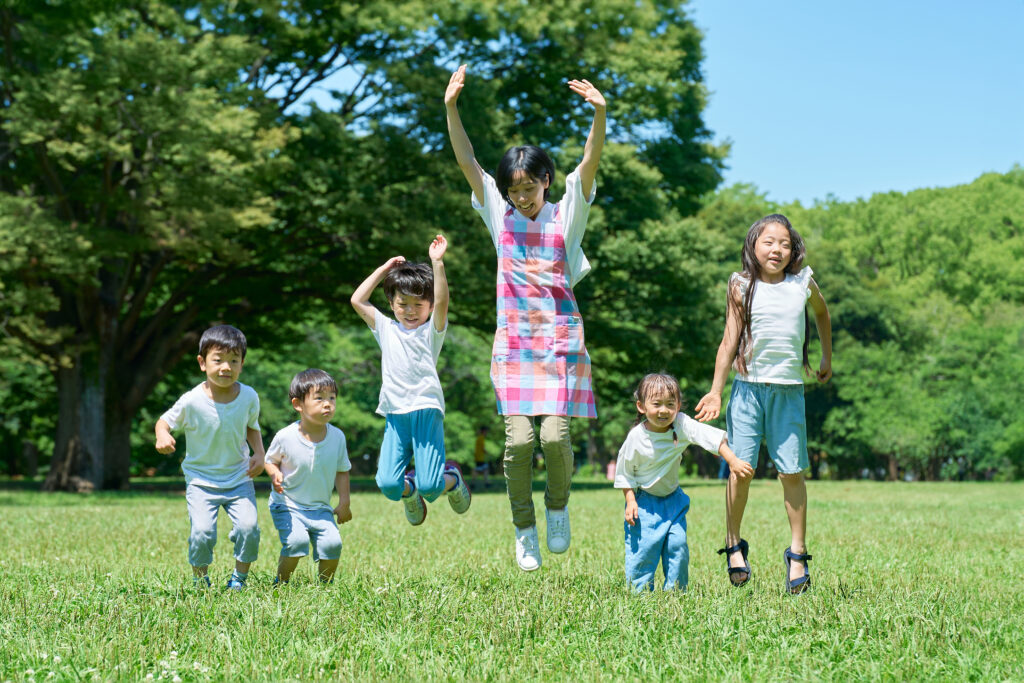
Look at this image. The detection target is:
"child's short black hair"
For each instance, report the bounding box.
[496,145,556,206]
[198,324,247,359]
[382,262,434,304]
[289,368,338,402]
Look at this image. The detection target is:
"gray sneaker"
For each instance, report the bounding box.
[445,462,472,514]
[402,471,427,526]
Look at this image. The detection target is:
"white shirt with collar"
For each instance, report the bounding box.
[614,414,726,497]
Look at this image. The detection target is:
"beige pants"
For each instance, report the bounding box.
[503,415,573,529]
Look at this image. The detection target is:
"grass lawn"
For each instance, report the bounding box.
[1,477,1021,681]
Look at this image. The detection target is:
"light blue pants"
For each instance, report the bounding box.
[270,504,342,561]
[625,488,690,592]
[376,409,447,503]
[184,480,260,567]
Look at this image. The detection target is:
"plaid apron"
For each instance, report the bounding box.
[490,205,597,418]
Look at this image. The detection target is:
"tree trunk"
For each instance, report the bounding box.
[887,454,899,481]
[42,345,131,491]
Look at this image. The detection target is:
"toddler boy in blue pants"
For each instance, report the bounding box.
[264,369,352,584]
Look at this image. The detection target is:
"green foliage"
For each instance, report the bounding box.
[790,167,1024,479]
[0,1,725,487]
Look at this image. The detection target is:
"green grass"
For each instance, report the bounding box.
[1,478,1021,681]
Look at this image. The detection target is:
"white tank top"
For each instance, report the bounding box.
[733,267,813,384]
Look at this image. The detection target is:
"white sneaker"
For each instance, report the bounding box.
[514,526,542,571]
[545,506,571,553]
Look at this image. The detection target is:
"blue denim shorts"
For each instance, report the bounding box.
[726,379,808,474]
[269,504,342,561]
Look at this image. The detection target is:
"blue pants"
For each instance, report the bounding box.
[270,504,342,561]
[625,488,690,592]
[184,480,260,567]
[376,409,447,503]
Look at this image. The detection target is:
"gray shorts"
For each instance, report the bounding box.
[270,504,342,561]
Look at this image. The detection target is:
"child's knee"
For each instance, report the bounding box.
[376,472,406,501]
[281,533,310,558]
[318,534,342,561]
[418,473,446,503]
[504,434,534,464]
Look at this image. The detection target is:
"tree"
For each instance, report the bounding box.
[1,1,726,489]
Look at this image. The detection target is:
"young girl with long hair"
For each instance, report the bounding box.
[695,214,832,593]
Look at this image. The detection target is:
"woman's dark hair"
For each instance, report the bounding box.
[733,213,809,375]
[199,324,247,359]
[633,373,684,445]
[496,145,555,207]
[382,262,434,304]
[289,368,338,402]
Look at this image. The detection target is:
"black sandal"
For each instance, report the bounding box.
[783,546,812,594]
[717,539,751,587]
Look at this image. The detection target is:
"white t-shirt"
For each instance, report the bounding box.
[266,422,351,511]
[372,308,446,416]
[733,267,814,384]
[614,414,726,497]
[471,167,596,287]
[160,382,261,489]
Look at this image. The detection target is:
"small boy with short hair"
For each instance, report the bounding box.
[264,368,352,584]
[155,324,265,590]
[350,234,471,524]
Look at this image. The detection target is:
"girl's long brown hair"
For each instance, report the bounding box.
[733,214,810,375]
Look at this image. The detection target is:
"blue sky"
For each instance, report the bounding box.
[687,1,1024,204]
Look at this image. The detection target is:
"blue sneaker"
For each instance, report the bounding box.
[194,575,212,589]
[226,576,246,591]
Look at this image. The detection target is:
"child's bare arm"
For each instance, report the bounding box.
[568,79,607,193]
[623,488,639,526]
[695,282,743,421]
[264,460,284,493]
[717,437,754,480]
[429,234,449,331]
[246,427,265,477]
[155,418,176,454]
[334,471,352,524]
[807,278,832,382]
[444,65,486,201]
[350,256,405,329]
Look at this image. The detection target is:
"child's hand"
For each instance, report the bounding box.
[568,79,606,109]
[445,64,466,106]
[247,454,265,478]
[428,234,448,261]
[816,357,832,383]
[334,502,353,524]
[383,255,406,270]
[693,392,721,422]
[155,432,176,454]
[727,456,755,481]
[270,470,284,494]
[624,498,639,526]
